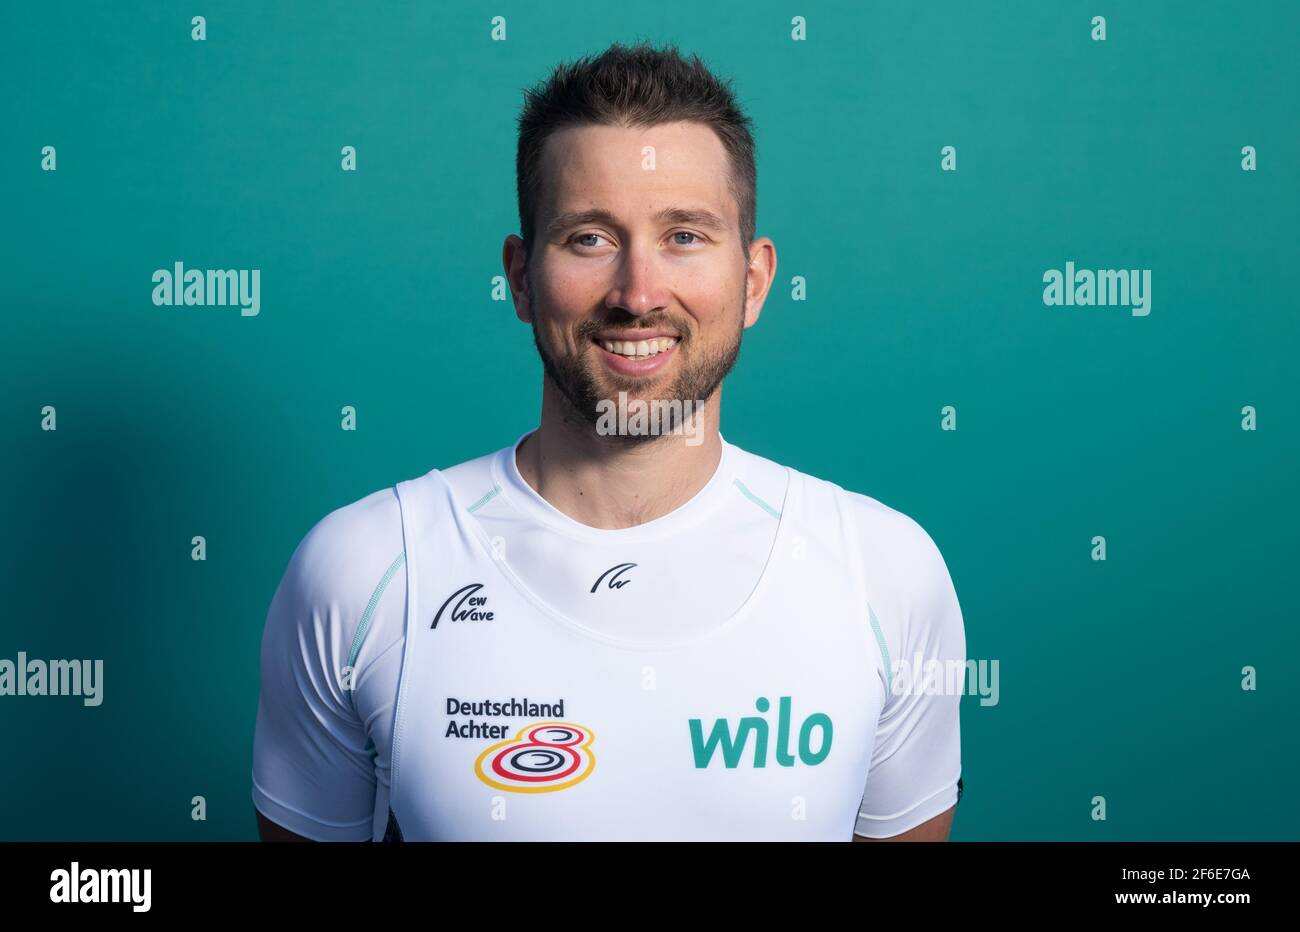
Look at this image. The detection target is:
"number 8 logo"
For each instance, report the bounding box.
[474,721,597,793]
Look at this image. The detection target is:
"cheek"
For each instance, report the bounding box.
[533,296,590,358]
[683,268,742,328]
[538,285,605,341]
[542,256,610,309]
[533,276,597,350]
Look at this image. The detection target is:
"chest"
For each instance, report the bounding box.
[383,529,883,840]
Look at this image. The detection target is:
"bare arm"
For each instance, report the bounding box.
[255,809,314,842]
[852,805,954,842]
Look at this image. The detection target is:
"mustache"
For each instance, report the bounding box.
[575,316,687,342]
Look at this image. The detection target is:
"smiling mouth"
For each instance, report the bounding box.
[593,336,679,359]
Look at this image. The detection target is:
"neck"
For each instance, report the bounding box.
[515,383,724,530]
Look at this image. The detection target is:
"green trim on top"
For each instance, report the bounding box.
[345,550,406,694]
[733,478,781,519]
[467,486,502,514]
[868,604,893,697]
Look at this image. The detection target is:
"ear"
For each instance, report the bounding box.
[503,234,533,323]
[742,237,777,328]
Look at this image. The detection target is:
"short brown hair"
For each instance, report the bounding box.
[515,41,757,258]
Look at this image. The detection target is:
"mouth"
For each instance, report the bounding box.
[591,334,679,376]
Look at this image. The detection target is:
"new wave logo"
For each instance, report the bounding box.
[688,696,832,768]
[431,583,494,629]
[474,721,596,793]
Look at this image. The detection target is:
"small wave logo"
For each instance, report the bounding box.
[590,562,636,593]
[474,721,596,793]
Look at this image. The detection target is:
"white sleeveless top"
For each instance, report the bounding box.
[252,436,965,841]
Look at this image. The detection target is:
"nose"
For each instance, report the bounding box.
[604,239,670,318]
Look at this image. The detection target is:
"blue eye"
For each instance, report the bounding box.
[569,231,702,249]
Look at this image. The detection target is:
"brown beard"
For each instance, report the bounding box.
[531,298,745,442]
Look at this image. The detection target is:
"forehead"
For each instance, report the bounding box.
[537,120,736,220]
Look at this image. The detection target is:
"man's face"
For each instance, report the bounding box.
[516,120,762,436]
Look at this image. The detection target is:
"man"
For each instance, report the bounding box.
[252,41,965,842]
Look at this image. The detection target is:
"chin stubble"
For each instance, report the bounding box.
[532,300,746,439]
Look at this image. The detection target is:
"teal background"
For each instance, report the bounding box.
[2,1,1297,840]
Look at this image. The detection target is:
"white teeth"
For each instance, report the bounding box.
[599,337,677,358]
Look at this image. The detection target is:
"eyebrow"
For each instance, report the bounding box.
[543,206,730,239]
